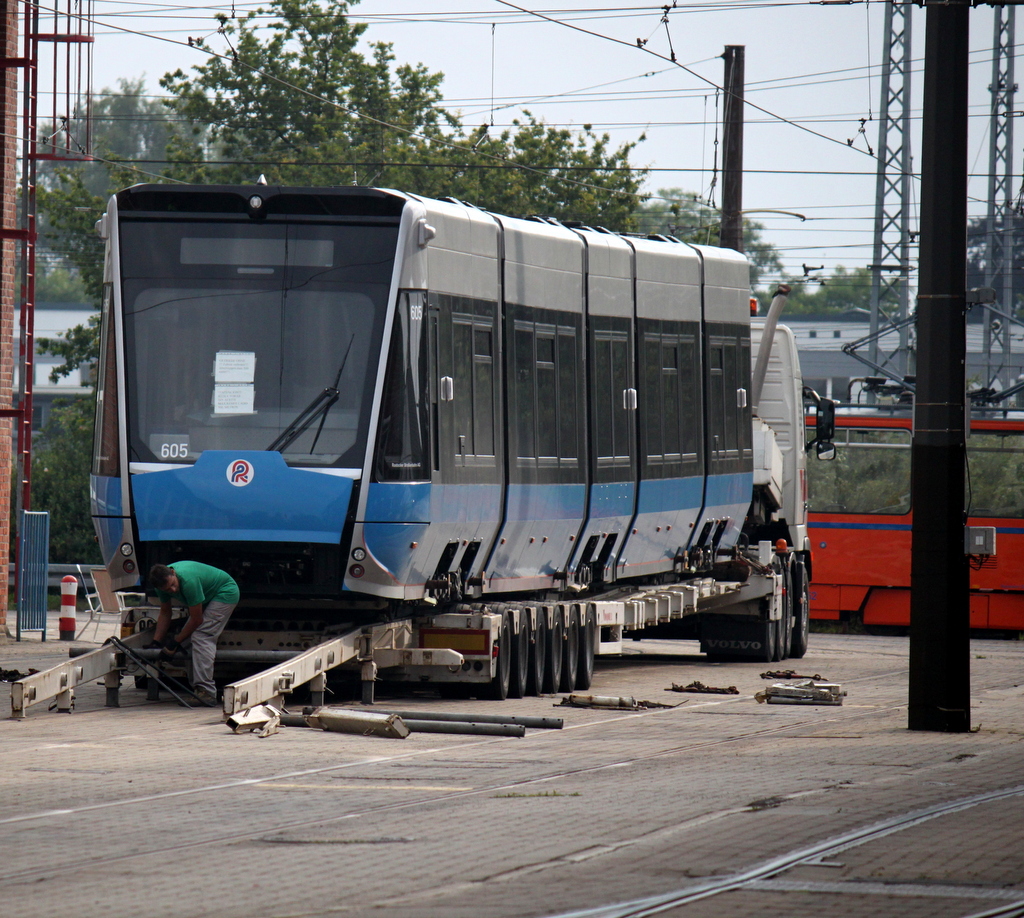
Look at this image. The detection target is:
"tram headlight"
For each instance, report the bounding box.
[246,194,266,220]
[351,547,366,561]
[119,542,134,557]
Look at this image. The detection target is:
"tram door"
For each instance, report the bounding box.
[427,295,503,574]
[584,317,638,583]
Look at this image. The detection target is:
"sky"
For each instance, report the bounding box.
[65,0,1020,290]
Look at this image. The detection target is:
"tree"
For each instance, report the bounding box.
[966,214,1024,322]
[634,188,782,287]
[771,266,881,315]
[158,0,645,228]
[35,78,172,378]
[30,397,102,564]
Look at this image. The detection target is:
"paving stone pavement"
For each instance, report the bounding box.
[2,626,1023,918]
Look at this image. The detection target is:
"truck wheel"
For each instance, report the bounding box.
[526,612,547,696]
[508,610,530,699]
[542,607,564,694]
[484,609,512,700]
[575,605,596,690]
[789,558,810,659]
[559,607,580,692]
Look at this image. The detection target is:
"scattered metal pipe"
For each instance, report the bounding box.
[402,719,525,737]
[281,709,526,737]
[307,707,562,730]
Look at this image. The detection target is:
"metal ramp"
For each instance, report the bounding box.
[222,620,463,715]
[12,621,463,719]
[10,631,152,717]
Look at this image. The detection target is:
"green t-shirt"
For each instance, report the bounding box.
[154,561,240,608]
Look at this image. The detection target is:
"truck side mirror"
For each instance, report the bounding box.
[802,387,835,458]
[816,398,835,444]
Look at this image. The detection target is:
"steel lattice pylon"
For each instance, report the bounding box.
[983,6,1017,394]
[868,1,914,384]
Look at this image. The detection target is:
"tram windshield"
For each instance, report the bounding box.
[120,219,397,467]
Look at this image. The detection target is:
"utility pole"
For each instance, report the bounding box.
[908,0,970,733]
[983,5,1016,393]
[869,2,914,383]
[720,45,744,254]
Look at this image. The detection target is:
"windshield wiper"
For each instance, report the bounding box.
[267,334,355,454]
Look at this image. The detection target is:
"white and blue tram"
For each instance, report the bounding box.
[92,184,755,613]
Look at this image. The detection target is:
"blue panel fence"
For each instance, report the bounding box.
[16,510,50,640]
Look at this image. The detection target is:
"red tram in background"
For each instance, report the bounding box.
[806,409,1024,632]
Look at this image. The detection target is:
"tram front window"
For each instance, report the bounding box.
[120,219,397,468]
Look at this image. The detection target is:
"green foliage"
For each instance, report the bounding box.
[31,398,102,564]
[34,263,88,302]
[634,188,782,287]
[761,265,882,316]
[806,427,911,515]
[157,0,645,228]
[967,432,1024,518]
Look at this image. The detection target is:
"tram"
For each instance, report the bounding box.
[806,408,1024,632]
[91,184,760,614]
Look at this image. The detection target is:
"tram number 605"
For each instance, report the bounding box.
[409,302,423,321]
[149,434,191,460]
[160,442,189,459]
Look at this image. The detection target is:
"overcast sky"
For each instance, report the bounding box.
[79,0,1016,291]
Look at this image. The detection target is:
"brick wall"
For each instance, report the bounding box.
[1,0,18,636]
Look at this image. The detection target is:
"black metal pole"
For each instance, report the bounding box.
[908,2,970,733]
[721,45,745,254]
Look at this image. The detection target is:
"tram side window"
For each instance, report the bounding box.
[967,432,1024,519]
[93,283,119,478]
[706,332,752,466]
[452,315,496,463]
[512,315,581,478]
[641,325,700,479]
[375,292,429,481]
[806,426,911,514]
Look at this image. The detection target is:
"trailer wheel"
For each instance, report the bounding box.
[558,607,580,692]
[508,610,530,699]
[526,612,547,696]
[484,609,512,700]
[575,605,596,690]
[542,607,564,694]
[789,558,810,659]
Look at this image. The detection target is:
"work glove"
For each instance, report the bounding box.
[144,639,163,650]
[160,638,181,660]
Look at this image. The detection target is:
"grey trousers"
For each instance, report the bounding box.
[184,599,236,694]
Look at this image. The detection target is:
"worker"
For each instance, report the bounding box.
[148,561,240,705]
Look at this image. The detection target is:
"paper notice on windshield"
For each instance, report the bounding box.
[213,383,255,415]
[215,351,256,383]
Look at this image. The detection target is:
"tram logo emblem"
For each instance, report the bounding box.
[227,459,254,487]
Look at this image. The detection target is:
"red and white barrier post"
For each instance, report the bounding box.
[59,575,79,640]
